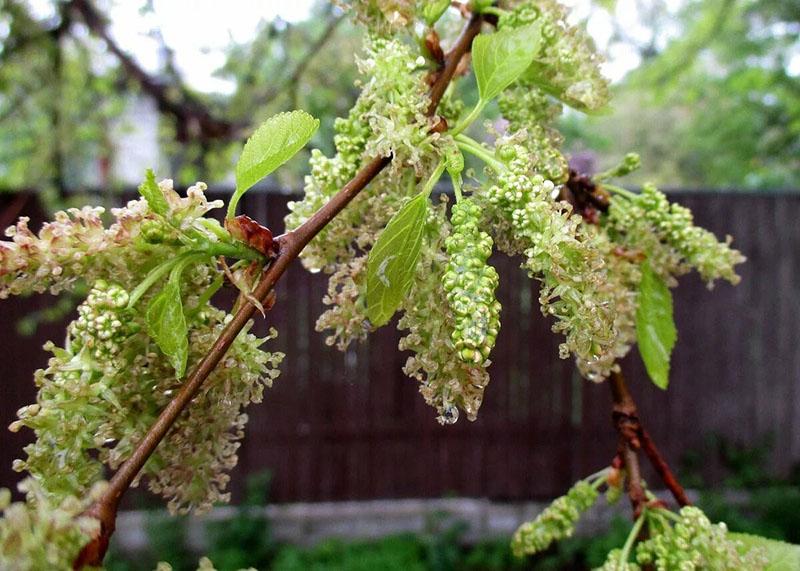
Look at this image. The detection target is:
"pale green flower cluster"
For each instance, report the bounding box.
[443,199,501,365]
[633,507,768,570]
[0,479,102,571]
[286,33,432,272]
[10,280,283,514]
[314,254,371,350]
[355,36,433,171]
[499,0,610,112]
[606,184,745,287]
[477,150,621,381]
[0,179,227,297]
[336,0,420,34]
[511,479,599,556]
[398,200,492,424]
[588,231,642,378]
[498,86,569,183]
[285,106,371,271]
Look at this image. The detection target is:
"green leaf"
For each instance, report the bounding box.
[636,262,677,389]
[138,168,169,216]
[228,110,319,218]
[472,23,541,102]
[146,280,189,377]
[423,0,450,25]
[730,533,800,570]
[366,193,429,327]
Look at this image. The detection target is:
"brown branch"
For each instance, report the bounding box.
[74,11,487,568]
[640,426,692,507]
[69,0,241,143]
[609,370,692,512]
[620,438,647,517]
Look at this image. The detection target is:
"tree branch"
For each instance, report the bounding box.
[609,370,692,512]
[74,11,487,568]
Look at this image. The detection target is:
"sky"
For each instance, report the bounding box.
[22,0,797,93]
[107,1,318,93]
[25,0,667,95]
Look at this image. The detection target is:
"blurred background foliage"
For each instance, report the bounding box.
[0,0,797,197]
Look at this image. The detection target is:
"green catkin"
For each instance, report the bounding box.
[443,199,501,365]
[511,479,599,557]
[606,184,745,287]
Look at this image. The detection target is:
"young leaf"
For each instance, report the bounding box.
[636,262,677,389]
[146,280,189,377]
[729,533,800,570]
[228,110,319,219]
[138,168,169,216]
[472,23,541,102]
[366,193,429,327]
[423,0,450,25]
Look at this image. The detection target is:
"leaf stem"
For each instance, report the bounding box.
[421,160,446,198]
[127,252,201,309]
[619,509,647,566]
[452,173,463,202]
[603,183,639,201]
[588,468,611,490]
[186,274,224,319]
[455,135,505,173]
[202,240,264,262]
[451,98,488,136]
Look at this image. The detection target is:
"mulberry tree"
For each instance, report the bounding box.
[0,1,797,570]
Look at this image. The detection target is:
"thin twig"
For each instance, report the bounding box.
[74,11,487,568]
[609,370,692,511]
[640,427,692,507]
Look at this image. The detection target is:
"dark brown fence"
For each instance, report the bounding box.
[1,190,798,503]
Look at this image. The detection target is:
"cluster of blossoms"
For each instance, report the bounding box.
[511,479,599,556]
[634,507,768,570]
[595,507,768,570]
[0,179,237,297]
[476,148,621,380]
[398,201,492,423]
[335,0,420,34]
[291,0,746,425]
[285,34,434,272]
[499,0,610,112]
[492,0,610,183]
[1,179,283,515]
[605,184,745,287]
[443,199,501,365]
[0,479,102,570]
[11,279,282,514]
[498,86,569,182]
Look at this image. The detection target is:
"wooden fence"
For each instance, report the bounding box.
[1,190,798,504]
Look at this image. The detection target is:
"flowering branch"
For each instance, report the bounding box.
[73,11,488,568]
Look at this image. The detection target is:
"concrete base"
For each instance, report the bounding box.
[111,491,700,554]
